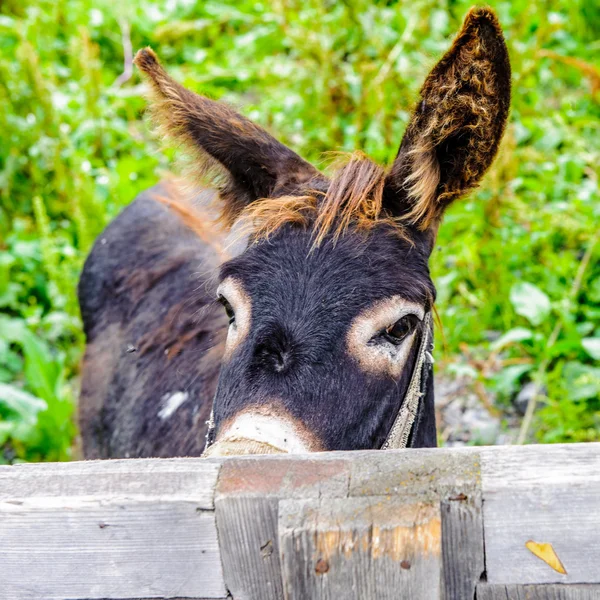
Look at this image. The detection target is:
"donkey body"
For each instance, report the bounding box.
[79,8,510,459]
[78,183,226,457]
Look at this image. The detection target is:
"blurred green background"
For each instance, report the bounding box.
[0,0,599,462]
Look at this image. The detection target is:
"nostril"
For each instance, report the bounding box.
[255,342,291,373]
[272,350,287,373]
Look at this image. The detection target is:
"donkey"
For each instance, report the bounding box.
[78,7,510,459]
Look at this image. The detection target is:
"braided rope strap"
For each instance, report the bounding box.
[381,311,433,450]
[205,409,216,450]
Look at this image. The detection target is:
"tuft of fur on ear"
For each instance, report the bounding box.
[386,7,511,230]
[134,48,320,227]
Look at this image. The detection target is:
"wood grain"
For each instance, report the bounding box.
[441,494,484,600]
[215,496,283,600]
[0,443,598,599]
[0,457,220,509]
[279,497,443,600]
[0,500,225,600]
[481,444,600,584]
[477,583,600,599]
[214,454,352,600]
[0,458,225,600]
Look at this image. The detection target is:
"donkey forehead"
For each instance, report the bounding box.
[219,225,434,316]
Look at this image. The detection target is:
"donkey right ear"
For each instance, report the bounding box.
[134,48,320,226]
[384,7,511,232]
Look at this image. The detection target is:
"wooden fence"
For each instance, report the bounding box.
[1,443,599,600]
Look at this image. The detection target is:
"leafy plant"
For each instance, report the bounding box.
[1,0,598,460]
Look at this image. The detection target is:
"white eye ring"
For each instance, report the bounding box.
[347,296,424,378]
[217,277,252,360]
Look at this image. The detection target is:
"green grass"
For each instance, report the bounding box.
[1,0,599,462]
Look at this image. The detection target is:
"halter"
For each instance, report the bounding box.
[381,311,434,449]
[204,311,434,452]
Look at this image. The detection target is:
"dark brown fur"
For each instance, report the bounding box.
[78,184,226,457]
[388,7,511,230]
[133,48,321,227]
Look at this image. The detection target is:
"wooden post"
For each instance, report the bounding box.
[279,498,442,600]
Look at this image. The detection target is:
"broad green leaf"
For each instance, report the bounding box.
[0,316,28,343]
[0,418,41,446]
[0,383,47,420]
[0,422,15,447]
[491,364,533,399]
[582,338,600,361]
[19,330,61,405]
[510,282,551,326]
[588,276,600,303]
[491,328,533,351]
[563,362,600,401]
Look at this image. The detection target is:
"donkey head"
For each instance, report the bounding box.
[134,7,510,456]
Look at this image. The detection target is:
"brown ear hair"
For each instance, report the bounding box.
[134,48,320,226]
[385,7,511,231]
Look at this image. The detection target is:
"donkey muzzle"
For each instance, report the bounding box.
[202,409,318,457]
[202,437,286,457]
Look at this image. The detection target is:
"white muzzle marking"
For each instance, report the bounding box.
[204,412,313,456]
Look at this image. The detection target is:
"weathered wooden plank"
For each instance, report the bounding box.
[215,454,351,499]
[0,458,225,600]
[215,496,283,600]
[343,446,485,599]
[214,446,482,502]
[0,443,598,599]
[0,457,220,509]
[0,501,224,600]
[279,497,442,600]
[215,455,351,600]
[346,446,482,503]
[215,448,483,600]
[441,494,484,600]
[481,444,600,584]
[477,584,600,599]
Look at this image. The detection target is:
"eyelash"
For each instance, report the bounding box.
[218,295,236,325]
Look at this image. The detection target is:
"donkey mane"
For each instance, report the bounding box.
[237,152,412,248]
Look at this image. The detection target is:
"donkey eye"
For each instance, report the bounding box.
[382,314,420,345]
[218,295,236,325]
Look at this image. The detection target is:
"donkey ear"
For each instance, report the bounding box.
[385,7,511,231]
[134,48,320,226]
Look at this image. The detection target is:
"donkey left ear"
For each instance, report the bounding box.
[134,48,320,226]
[384,7,511,231]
